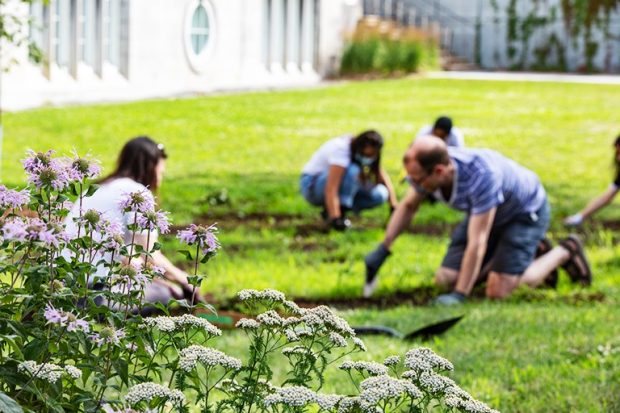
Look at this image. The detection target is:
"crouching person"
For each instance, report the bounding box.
[300,130,398,231]
[363,136,591,302]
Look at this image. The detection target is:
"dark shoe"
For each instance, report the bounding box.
[536,237,558,289]
[559,234,592,286]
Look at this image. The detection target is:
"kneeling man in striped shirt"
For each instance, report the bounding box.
[363,136,591,304]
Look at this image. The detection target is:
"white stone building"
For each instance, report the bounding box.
[0,0,362,110]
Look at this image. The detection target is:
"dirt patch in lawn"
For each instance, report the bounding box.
[170,212,456,238]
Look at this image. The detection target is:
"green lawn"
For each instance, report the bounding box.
[4,77,620,411]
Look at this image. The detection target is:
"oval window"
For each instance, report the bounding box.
[184,0,216,73]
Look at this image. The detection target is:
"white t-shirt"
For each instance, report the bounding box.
[416,125,465,148]
[64,177,154,278]
[302,135,353,176]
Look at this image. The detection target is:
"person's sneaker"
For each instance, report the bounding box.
[537,237,558,289]
[559,234,592,286]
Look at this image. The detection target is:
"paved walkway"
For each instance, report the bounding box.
[426,70,620,85]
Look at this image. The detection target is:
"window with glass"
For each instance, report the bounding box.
[190,2,211,56]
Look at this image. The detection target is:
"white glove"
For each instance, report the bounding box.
[564,213,583,227]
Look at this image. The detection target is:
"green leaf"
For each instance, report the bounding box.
[0,392,24,413]
[178,250,193,261]
[85,184,99,197]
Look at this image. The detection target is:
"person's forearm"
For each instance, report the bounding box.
[581,191,616,218]
[324,187,341,218]
[379,169,398,207]
[383,203,416,248]
[151,251,188,285]
[454,242,486,295]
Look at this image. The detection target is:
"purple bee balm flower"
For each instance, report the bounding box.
[22,149,55,173]
[2,219,28,242]
[67,153,101,182]
[38,228,61,247]
[67,318,90,333]
[150,265,165,277]
[0,185,30,210]
[89,326,125,347]
[177,223,220,255]
[44,304,68,326]
[136,210,170,234]
[27,165,70,192]
[118,190,155,214]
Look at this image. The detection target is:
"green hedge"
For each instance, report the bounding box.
[340,37,437,75]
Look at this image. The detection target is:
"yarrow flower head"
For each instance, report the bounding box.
[177,223,220,255]
[64,365,82,380]
[263,386,318,408]
[0,185,30,210]
[404,347,454,373]
[178,345,241,372]
[136,210,170,234]
[18,360,64,383]
[339,360,388,376]
[124,382,185,406]
[359,375,422,404]
[118,190,155,214]
[235,318,260,330]
[142,315,221,336]
[384,355,401,366]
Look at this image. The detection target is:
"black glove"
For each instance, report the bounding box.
[330,217,351,231]
[364,243,391,282]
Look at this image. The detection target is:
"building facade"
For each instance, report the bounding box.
[1,0,362,110]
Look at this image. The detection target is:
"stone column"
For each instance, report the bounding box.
[300,0,314,72]
[269,0,285,73]
[285,0,301,72]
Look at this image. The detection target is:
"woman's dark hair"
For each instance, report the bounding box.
[350,130,384,183]
[101,136,168,191]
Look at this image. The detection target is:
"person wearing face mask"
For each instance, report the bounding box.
[300,130,398,231]
[362,136,592,301]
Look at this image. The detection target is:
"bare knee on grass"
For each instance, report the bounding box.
[486,272,521,299]
[435,267,458,289]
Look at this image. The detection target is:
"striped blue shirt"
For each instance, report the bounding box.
[427,148,546,226]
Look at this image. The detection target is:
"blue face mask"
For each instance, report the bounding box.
[355,154,377,166]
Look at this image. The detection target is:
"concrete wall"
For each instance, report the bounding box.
[419,0,620,72]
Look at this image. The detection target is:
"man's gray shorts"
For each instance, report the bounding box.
[441,200,550,276]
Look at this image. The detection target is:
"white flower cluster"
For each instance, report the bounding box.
[142,315,221,336]
[352,337,367,352]
[300,306,355,337]
[178,345,242,372]
[284,329,299,342]
[445,392,500,413]
[383,355,401,366]
[64,365,82,380]
[18,360,64,383]
[263,386,317,408]
[236,318,260,329]
[413,370,456,393]
[256,310,284,327]
[329,332,348,347]
[404,347,454,372]
[336,396,376,413]
[124,382,185,406]
[237,288,286,303]
[359,375,422,404]
[339,360,388,376]
[316,394,343,410]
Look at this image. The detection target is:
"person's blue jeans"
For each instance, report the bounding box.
[300,164,388,213]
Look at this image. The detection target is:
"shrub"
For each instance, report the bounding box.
[0,150,497,412]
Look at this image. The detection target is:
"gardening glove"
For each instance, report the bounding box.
[564,213,583,227]
[364,243,391,281]
[330,217,351,232]
[433,292,466,306]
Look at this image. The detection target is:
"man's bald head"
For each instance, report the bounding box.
[404,135,450,173]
